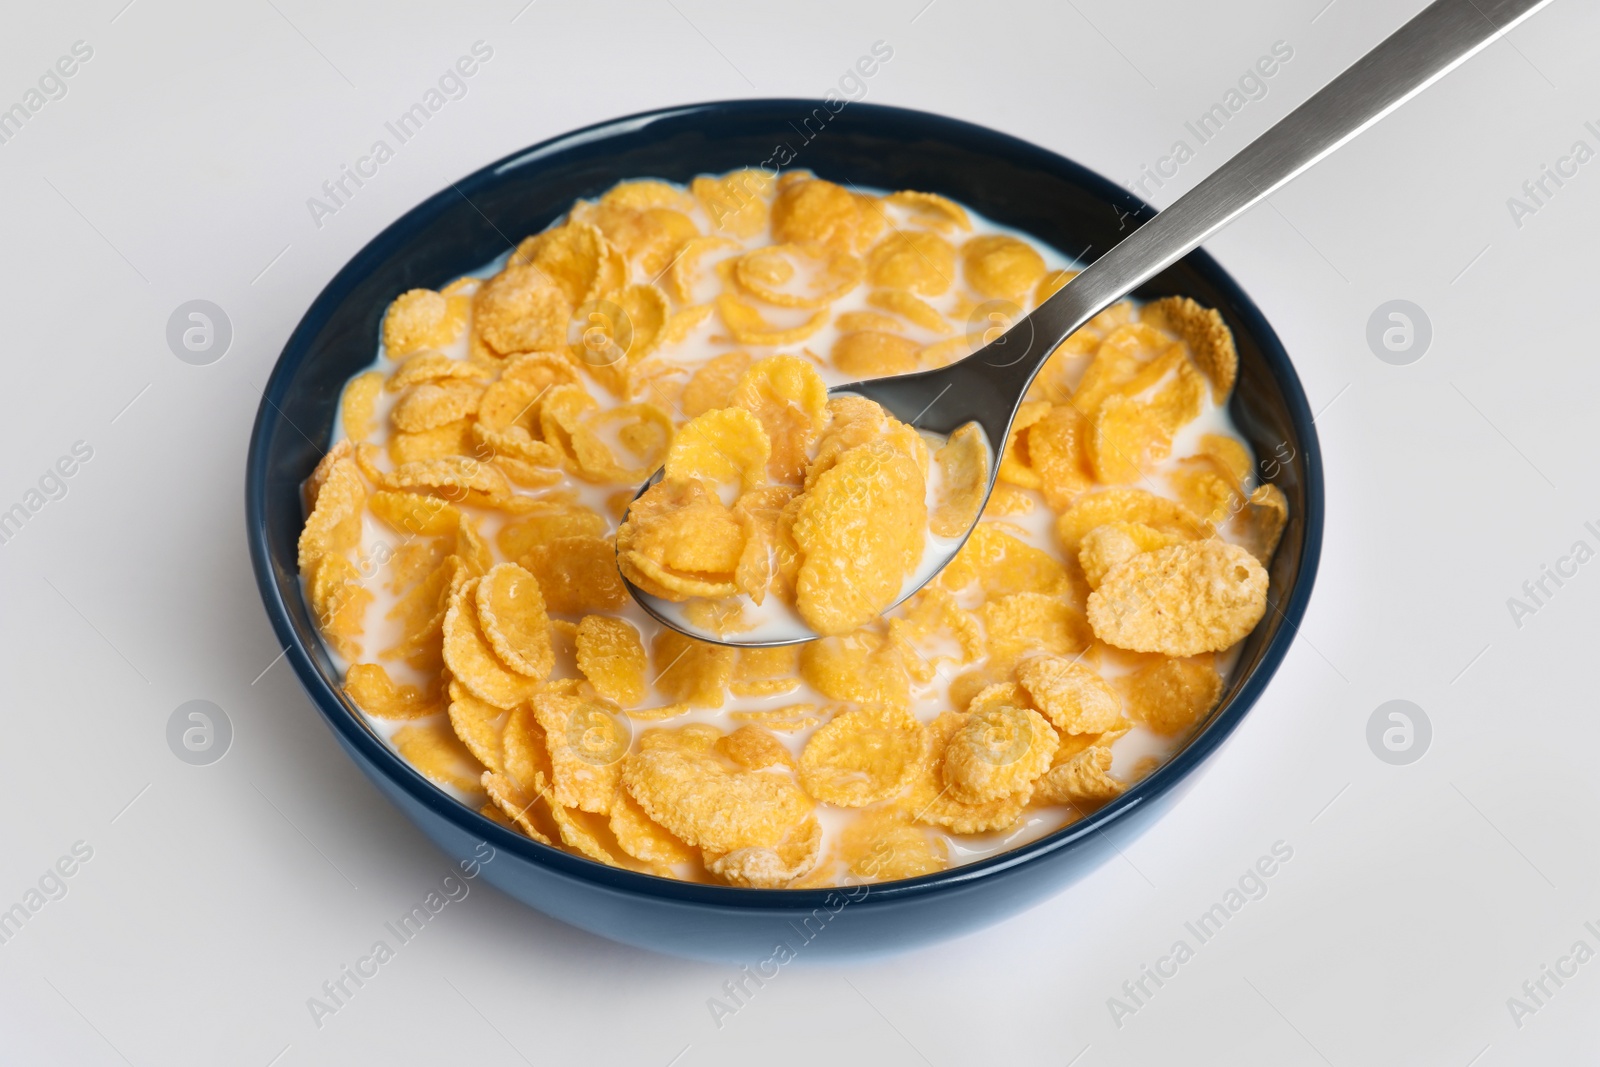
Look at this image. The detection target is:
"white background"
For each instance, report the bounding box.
[1,0,1596,1063]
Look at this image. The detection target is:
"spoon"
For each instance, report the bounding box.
[625,0,1552,647]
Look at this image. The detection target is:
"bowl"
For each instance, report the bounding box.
[247,99,1323,962]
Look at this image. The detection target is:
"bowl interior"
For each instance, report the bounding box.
[249,99,1322,901]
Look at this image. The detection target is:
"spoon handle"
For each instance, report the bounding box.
[981,0,1552,398]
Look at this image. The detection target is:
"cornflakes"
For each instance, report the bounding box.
[716,724,794,771]
[604,792,691,865]
[904,712,1033,834]
[341,370,384,442]
[866,289,952,334]
[303,171,1287,888]
[705,814,821,888]
[1142,296,1238,400]
[663,406,770,493]
[473,264,572,357]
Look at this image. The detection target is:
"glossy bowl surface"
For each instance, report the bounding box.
[246,99,1324,962]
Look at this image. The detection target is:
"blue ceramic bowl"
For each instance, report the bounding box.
[247,100,1323,962]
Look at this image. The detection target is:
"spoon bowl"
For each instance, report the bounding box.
[622,395,998,647]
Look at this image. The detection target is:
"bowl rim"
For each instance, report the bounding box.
[246,97,1324,910]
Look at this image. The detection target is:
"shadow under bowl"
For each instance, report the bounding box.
[247,99,1324,963]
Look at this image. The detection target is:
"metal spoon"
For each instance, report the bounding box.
[626,0,1551,647]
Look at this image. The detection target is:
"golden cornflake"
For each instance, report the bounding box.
[794,439,927,635]
[799,704,924,807]
[1087,541,1268,656]
[716,724,794,771]
[370,490,460,538]
[1141,295,1238,400]
[983,592,1091,669]
[341,371,384,443]
[930,423,989,538]
[1033,745,1124,807]
[651,630,735,708]
[623,724,813,853]
[495,498,606,559]
[1124,656,1224,735]
[383,288,466,357]
[575,615,647,705]
[307,554,370,661]
[735,244,863,308]
[393,719,484,794]
[868,230,955,295]
[771,177,873,250]
[519,534,628,615]
[391,379,484,433]
[941,704,1057,804]
[663,406,770,493]
[474,562,554,679]
[441,576,543,709]
[866,289,953,334]
[1235,483,1288,566]
[344,662,437,720]
[799,630,911,706]
[298,452,365,571]
[830,330,920,377]
[473,264,573,357]
[1078,520,1187,589]
[1088,393,1170,484]
[939,523,1070,599]
[447,681,506,775]
[531,693,629,814]
[705,815,822,888]
[716,293,829,346]
[904,712,1032,834]
[681,351,753,416]
[731,645,800,697]
[693,170,774,238]
[608,792,695,866]
[1018,655,1122,734]
[962,234,1046,301]
[846,810,950,880]
[1056,488,1211,553]
[885,189,972,231]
